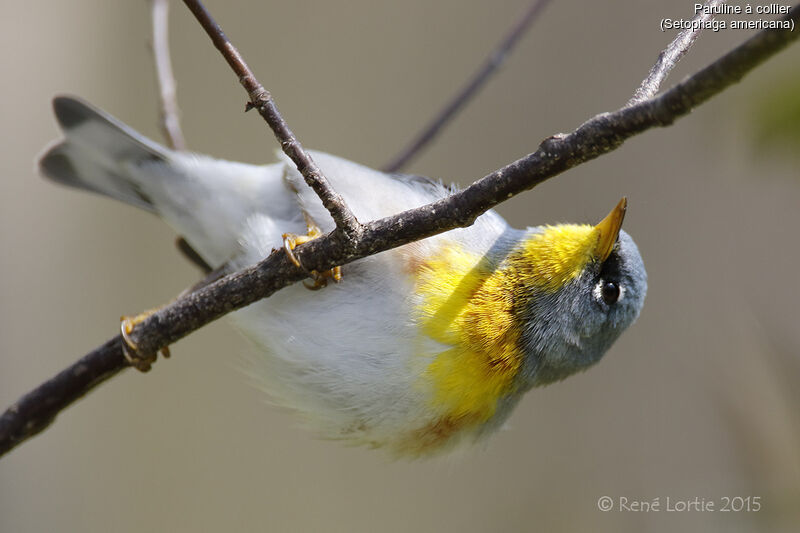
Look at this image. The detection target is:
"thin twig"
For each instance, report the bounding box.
[628,0,728,106]
[1,4,798,459]
[152,0,186,150]
[181,0,361,239]
[382,0,553,173]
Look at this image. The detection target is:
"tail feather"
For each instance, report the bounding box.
[37,95,301,267]
[38,96,170,212]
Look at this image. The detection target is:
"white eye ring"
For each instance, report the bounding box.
[593,279,625,304]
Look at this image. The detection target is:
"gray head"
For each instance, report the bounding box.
[516,203,647,387]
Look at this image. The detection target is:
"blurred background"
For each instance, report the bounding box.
[1,1,799,531]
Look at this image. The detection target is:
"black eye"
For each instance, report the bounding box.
[601,281,620,305]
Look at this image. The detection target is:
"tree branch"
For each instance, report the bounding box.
[628,0,728,105]
[382,0,553,173]
[182,0,361,238]
[151,0,187,150]
[1,4,798,459]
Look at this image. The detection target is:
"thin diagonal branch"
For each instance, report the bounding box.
[382,0,553,173]
[1,4,798,459]
[182,0,361,239]
[152,0,186,150]
[628,0,728,105]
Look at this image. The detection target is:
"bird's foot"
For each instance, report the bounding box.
[120,309,171,372]
[282,222,342,290]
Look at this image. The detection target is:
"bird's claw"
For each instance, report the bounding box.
[120,311,170,373]
[302,266,342,290]
[282,222,342,290]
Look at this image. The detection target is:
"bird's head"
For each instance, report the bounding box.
[512,198,647,386]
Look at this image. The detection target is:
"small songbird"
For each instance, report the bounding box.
[39,97,647,456]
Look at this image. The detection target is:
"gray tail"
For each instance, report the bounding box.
[38,96,170,212]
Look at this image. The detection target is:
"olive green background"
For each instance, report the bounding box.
[1,1,799,532]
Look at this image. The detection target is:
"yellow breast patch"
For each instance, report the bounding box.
[414,225,599,428]
[415,245,522,424]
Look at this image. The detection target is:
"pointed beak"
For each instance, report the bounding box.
[593,197,627,262]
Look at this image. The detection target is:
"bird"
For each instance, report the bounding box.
[39,96,647,457]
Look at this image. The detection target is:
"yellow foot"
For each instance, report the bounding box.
[282,220,342,290]
[120,308,171,372]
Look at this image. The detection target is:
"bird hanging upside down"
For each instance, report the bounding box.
[39,97,647,456]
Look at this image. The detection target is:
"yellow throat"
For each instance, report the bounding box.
[414,199,627,437]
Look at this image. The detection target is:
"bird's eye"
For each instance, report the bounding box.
[600,280,620,305]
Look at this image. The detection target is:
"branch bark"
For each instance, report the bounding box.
[1,4,798,459]
[151,0,187,150]
[182,0,361,238]
[629,0,729,105]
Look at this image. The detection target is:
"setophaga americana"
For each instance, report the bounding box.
[39,97,647,456]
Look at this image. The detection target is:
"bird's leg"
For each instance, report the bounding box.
[120,309,171,372]
[282,216,342,291]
